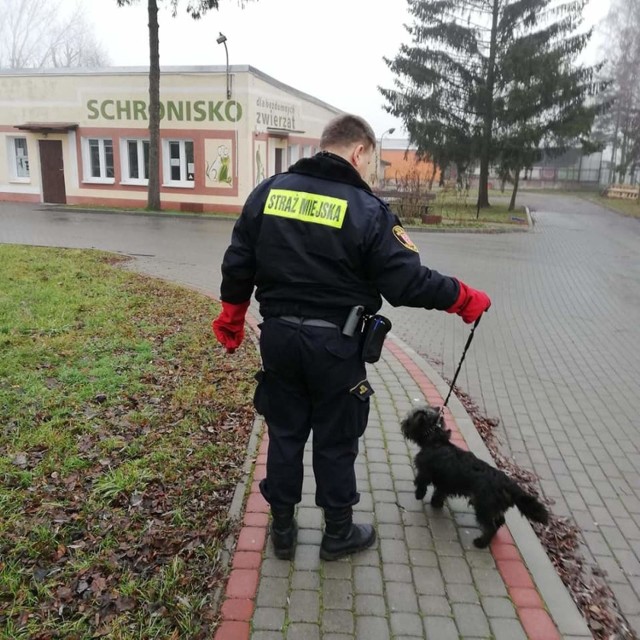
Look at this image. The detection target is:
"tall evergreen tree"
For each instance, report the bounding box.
[381,0,603,209]
[494,1,607,209]
[116,1,255,211]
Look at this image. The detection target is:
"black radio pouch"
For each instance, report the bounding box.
[361,315,392,363]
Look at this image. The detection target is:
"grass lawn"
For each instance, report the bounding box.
[0,245,260,639]
[391,190,527,228]
[581,193,640,218]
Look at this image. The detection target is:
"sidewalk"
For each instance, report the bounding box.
[214,326,592,640]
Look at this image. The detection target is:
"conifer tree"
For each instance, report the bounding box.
[381,0,604,210]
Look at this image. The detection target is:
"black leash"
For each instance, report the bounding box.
[440,316,482,413]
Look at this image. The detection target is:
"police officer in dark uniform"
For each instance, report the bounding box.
[213,114,491,561]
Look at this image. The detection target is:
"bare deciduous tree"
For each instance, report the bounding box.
[0,0,109,69]
[599,0,640,184]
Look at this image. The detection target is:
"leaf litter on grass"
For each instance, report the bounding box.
[0,245,260,639]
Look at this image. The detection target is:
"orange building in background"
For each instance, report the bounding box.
[378,140,440,190]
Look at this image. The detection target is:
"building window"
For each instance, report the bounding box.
[288,144,299,166]
[302,145,312,158]
[163,139,194,186]
[121,139,150,183]
[9,137,30,180]
[83,138,114,182]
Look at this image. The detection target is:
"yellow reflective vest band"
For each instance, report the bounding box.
[264,188,348,229]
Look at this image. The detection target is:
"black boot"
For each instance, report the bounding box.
[320,507,376,561]
[270,506,297,560]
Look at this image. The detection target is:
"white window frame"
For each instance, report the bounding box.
[7,136,31,182]
[287,144,300,166]
[120,138,150,185]
[82,137,115,184]
[162,139,195,188]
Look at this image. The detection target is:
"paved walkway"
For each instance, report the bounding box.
[3,198,639,637]
[214,318,590,640]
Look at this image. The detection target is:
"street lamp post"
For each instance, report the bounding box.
[379,127,395,187]
[216,32,231,99]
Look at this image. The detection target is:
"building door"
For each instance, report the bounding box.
[274,148,283,174]
[39,140,67,204]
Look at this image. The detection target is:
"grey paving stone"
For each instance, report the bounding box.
[480,596,518,618]
[375,502,402,524]
[354,565,384,595]
[294,544,322,571]
[262,558,291,578]
[286,622,320,640]
[433,537,464,556]
[389,612,423,637]
[253,607,285,631]
[256,577,289,608]
[251,631,284,640]
[404,525,433,550]
[383,562,413,583]
[322,609,354,634]
[322,635,354,640]
[322,579,354,610]
[355,616,391,640]
[372,489,397,503]
[409,549,439,567]
[446,584,480,604]
[297,528,322,545]
[380,538,409,564]
[354,594,386,616]
[377,523,404,540]
[288,589,319,623]
[418,594,452,616]
[323,559,352,580]
[489,617,528,640]
[440,556,473,584]
[291,570,320,591]
[452,603,490,637]
[471,568,508,597]
[351,548,381,566]
[386,581,419,613]
[413,566,445,595]
[423,616,459,640]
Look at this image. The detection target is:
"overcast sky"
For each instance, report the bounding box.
[74,0,609,138]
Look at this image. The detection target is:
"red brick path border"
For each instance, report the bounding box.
[385,338,561,640]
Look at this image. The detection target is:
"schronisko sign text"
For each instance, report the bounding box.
[87,99,243,122]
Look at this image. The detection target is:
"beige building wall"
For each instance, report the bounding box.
[0,66,340,213]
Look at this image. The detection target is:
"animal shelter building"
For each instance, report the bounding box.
[0,66,341,214]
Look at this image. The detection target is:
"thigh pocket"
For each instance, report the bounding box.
[253,369,269,418]
[349,378,374,438]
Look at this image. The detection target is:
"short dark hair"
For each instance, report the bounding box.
[320,114,376,151]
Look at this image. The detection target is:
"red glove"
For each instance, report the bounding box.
[446,279,491,324]
[212,300,250,353]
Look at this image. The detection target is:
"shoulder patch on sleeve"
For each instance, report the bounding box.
[392,225,419,253]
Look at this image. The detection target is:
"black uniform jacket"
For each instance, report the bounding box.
[220,152,459,323]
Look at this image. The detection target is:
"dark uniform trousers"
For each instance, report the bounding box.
[255,317,370,511]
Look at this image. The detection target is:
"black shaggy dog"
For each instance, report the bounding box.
[401,405,549,548]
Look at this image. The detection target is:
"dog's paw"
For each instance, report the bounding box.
[473,536,490,549]
[415,487,427,500]
[430,497,444,509]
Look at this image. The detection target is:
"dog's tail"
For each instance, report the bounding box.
[513,488,549,524]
